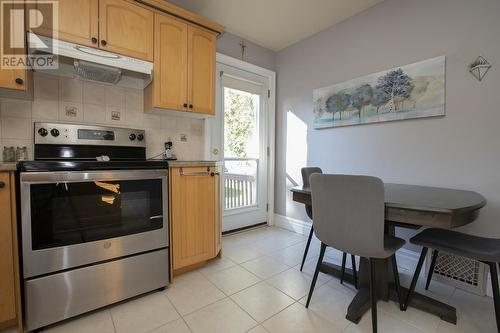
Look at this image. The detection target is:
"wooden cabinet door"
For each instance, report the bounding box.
[0,174,16,324]
[171,167,215,270]
[187,25,216,115]
[0,67,25,91]
[153,13,188,111]
[99,0,154,61]
[32,0,99,47]
[0,1,26,91]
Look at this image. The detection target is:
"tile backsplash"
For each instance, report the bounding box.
[0,73,205,161]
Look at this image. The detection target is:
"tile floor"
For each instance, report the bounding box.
[31,226,497,333]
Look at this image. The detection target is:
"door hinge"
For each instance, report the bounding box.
[267,147,270,156]
[220,70,224,77]
[266,204,269,212]
[267,89,271,98]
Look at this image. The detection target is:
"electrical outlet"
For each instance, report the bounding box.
[65,106,78,118]
[111,111,121,121]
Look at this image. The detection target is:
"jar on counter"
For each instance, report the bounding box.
[16,146,28,161]
[3,146,15,162]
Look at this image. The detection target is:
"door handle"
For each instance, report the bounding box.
[179,167,210,176]
[0,181,5,188]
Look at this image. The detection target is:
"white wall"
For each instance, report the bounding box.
[274,0,500,238]
[217,32,275,71]
[0,73,205,161]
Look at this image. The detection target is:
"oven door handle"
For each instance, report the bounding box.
[20,170,168,183]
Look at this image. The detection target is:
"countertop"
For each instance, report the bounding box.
[0,162,17,171]
[167,160,222,167]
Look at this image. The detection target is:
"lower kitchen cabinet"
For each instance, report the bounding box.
[0,172,22,331]
[169,165,222,274]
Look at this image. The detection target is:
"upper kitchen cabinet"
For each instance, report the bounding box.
[99,0,154,61]
[0,66,26,92]
[32,0,99,48]
[0,0,27,93]
[31,0,153,61]
[187,25,216,115]
[149,14,188,111]
[145,13,217,116]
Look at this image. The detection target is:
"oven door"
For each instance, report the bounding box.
[21,170,168,278]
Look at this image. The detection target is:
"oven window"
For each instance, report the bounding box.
[30,179,164,250]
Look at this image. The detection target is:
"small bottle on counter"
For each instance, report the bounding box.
[16,146,28,161]
[3,146,15,162]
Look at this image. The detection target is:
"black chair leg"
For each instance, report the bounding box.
[425,250,439,290]
[369,258,378,333]
[340,252,347,284]
[351,254,358,289]
[489,262,500,333]
[391,254,403,310]
[306,242,326,308]
[300,226,314,271]
[404,247,428,311]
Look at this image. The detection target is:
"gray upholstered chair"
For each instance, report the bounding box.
[306,174,405,333]
[300,167,357,287]
[405,228,500,332]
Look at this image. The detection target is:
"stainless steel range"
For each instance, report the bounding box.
[19,123,169,331]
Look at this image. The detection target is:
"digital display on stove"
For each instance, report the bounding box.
[78,129,115,141]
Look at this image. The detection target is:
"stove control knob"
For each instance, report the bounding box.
[129,133,136,141]
[50,128,60,137]
[137,134,144,141]
[38,128,48,137]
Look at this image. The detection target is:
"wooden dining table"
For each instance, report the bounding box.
[291,183,486,325]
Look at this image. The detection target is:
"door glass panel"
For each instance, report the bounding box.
[30,179,163,250]
[223,87,259,211]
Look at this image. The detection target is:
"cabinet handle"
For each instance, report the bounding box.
[15,78,23,85]
[210,172,220,177]
[0,181,5,188]
[91,37,98,44]
[101,40,107,46]
[189,104,193,109]
[183,103,188,108]
[180,167,210,176]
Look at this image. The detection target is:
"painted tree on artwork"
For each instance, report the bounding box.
[350,84,373,118]
[375,68,414,112]
[326,91,351,120]
[371,87,391,113]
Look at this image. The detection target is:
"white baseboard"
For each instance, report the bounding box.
[274,213,312,236]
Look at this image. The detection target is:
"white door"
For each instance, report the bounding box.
[211,63,269,232]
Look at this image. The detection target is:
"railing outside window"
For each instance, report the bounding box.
[224,158,258,210]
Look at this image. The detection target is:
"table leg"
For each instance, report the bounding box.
[345,257,390,323]
[322,257,457,324]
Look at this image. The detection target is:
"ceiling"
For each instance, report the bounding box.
[166,0,383,51]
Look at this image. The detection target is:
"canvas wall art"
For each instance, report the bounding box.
[313,56,445,129]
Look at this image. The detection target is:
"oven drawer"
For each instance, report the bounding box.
[24,248,169,331]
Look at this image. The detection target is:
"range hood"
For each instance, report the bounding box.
[27,32,153,89]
